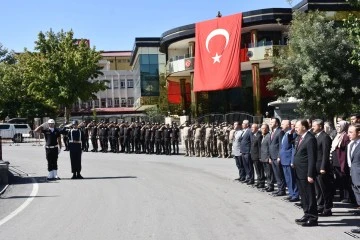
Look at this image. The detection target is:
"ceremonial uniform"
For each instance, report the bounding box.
[66,123,85,179]
[42,127,61,180]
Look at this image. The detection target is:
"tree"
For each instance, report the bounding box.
[344,12,360,68]
[268,11,360,119]
[19,29,107,121]
[0,44,15,64]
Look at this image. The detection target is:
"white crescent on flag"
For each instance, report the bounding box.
[205,28,230,63]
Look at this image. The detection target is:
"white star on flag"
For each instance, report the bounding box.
[212,53,221,63]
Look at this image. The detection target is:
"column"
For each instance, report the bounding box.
[190,72,198,117]
[250,29,258,47]
[180,78,186,111]
[251,63,261,116]
[188,41,195,57]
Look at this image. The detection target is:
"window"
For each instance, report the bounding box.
[120,80,125,89]
[113,80,119,89]
[114,98,119,107]
[127,79,134,88]
[149,54,158,64]
[94,99,99,108]
[101,98,106,108]
[0,124,10,129]
[106,80,112,89]
[14,124,29,129]
[127,97,134,107]
[107,98,112,107]
[121,98,127,107]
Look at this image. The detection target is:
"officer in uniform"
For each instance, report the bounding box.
[171,122,180,155]
[119,121,125,153]
[34,119,62,181]
[80,121,89,152]
[63,120,85,179]
[87,121,98,152]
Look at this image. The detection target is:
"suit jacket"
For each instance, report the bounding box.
[315,131,332,174]
[232,130,242,156]
[250,131,262,161]
[269,128,284,160]
[240,128,251,154]
[350,141,360,186]
[260,133,271,162]
[293,132,317,180]
[280,130,295,166]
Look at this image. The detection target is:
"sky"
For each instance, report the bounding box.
[1,0,296,52]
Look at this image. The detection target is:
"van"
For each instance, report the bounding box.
[0,123,32,143]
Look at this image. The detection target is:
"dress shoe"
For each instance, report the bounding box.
[301,219,318,227]
[289,198,300,202]
[351,228,360,234]
[257,184,265,189]
[284,196,292,201]
[295,216,308,224]
[71,173,77,179]
[274,192,286,197]
[319,210,332,216]
[76,173,84,179]
[341,199,352,204]
[234,178,241,181]
[266,188,275,192]
[295,202,302,207]
[246,181,255,185]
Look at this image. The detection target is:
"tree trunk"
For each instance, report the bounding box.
[64,106,71,123]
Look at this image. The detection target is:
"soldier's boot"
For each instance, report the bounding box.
[47,171,54,181]
[53,170,60,180]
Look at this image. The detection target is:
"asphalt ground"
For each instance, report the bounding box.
[0,142,359,240]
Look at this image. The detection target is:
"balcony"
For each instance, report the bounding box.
[247,41,285,62]
[166,55,194,75]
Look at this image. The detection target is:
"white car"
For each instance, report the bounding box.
[0,123,32,143]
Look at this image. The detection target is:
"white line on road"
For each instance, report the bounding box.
[0,174,39,227]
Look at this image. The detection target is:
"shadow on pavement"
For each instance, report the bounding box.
[318,218,360,227]
[1,195,59,199]
[61,176,138,180]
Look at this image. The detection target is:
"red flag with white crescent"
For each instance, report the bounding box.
[194,13,242,92]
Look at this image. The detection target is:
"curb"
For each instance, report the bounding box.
[0,184,9,195]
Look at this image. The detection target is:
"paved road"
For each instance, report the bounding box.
[0,143,359,240]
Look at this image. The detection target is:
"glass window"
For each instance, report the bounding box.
[140,55,149,65]
[105,80,111,89]
[120,80,126,89]
[149,54,158,64]
[127,97,134,107]
[0,124,10,129]
[14,124,29,129]
[107,98,112,107]
[94,99,99,107]
[114,98,119,107]
[121,98,127,107]
[101,98,106,108]
[140,64,150,74]
[149,64,158,75]
[127,79,134,88]
[113,80,119,89]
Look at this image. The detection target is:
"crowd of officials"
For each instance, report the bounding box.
[230,113,360,230]
[35,113,360,231]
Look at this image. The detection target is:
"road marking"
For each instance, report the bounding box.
[0,175,39,227]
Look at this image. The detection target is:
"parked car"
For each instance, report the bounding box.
[0,123,32,143]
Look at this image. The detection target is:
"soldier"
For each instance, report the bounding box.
[163,124,172,155]
[222,123,230,158]
[155,124,163,155]
[108,122,115,152]
[171,122,180,155]
[215,124,225,158]
[87,121,98,152]
[80,121,89,152]
[119,121,125,153]
[124,122,134,153]
[140,122,146,153]
[150,123,156,154]
[61,121,69,151]
[64,120,85,179]
[204,123,214,157]
[98,121,107,153]
[133,122,142,154]
[34,119,62,181]
[212,122,219,157]
[180,121,191,156]
[189,123,195,156]
[193,122,205,157]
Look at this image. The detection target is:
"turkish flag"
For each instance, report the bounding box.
[194,13,242,92]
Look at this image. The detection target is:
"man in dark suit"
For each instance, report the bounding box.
[269,118,286,196]
[240,120,254,184]
[280,120,299,202]
[260,123,275,191]
[348,124,360,234]
[293,119,318,227]
[250,123,264,188]
[312,119,333,216]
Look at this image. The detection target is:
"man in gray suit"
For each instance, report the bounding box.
[232,122,246,181]
[269,118,286,196]
[348,124,360,234]
[260,123,275,191]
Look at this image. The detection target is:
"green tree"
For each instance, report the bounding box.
[19,29,107,121]
[268,11,360,119]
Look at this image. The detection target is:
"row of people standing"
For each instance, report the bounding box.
[71,121,181,155]
[232,114,360,229]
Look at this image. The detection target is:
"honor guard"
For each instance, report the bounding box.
[171,122,180,155]
[34,119,62,181]
[88,121,98,152]
[65,120,85,179]
[80,121,89,152]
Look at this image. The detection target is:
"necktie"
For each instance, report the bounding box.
[297,136,303,149]
[271,130,275,140]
